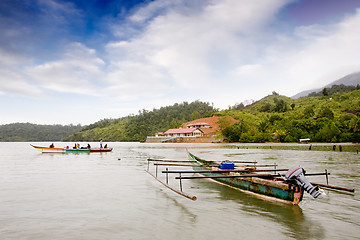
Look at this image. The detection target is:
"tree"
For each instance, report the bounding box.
[322,88,329,96]
[273,98,287,112]
[315,123,340,142]
[303,106,314,118]
[190,110,201,120]
[260,103,272,112]
[318,106,334,119]
[269,114,282,124]
[231,103,245,110]
[217,116,233,131]
[222,121,249,142]
[258,120,269,132]
[272,91,279,95]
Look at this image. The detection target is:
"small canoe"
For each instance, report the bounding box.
[30,145,112,153]
[187,151,305,205]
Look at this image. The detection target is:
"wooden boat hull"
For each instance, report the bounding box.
[31,145,67,153]
[188,151,304,205]
[89,148,113,152]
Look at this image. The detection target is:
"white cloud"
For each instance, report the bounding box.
[27,43,105,95]
[104,60,172,101]
[0,49,43,97]
[217,8,360,98]
[106,0,290,100]
[278,9,360,93]
[129,0,184,23]
[0,69,44,97]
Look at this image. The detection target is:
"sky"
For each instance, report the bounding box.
[1,0,360,125]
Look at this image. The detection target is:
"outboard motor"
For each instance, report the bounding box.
[285,166,322,199]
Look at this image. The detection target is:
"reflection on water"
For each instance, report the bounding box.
[197,179,325,239]
[158,188,198,222]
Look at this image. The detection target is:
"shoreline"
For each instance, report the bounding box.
[227,142,360,153]
[228,142,358,146]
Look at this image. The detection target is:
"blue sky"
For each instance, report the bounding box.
[1,0,360,125]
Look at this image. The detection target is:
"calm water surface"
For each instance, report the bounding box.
[0,142,359,240]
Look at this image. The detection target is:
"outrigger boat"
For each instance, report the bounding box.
[145,150,354,205]
[30,144,113,153]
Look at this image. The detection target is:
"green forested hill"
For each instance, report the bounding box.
[219,90,360,142]
[0,123,82,142]
[65,90,360,143]
[63,101,216,142]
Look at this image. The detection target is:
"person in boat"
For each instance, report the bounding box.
[100,139,103,148]
[104,144,107,148]
[73,143,77,149]
[87,144,91,149]
[49,143,54,148]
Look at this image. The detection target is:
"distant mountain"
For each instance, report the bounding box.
[292,72,360,99]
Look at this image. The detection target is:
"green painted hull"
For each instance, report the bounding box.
[65,149,90,153]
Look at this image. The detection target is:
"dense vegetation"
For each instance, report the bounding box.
[63,101,216,142]
[0,123,81,142]
[64,88,360,143]
[220,89,360,143]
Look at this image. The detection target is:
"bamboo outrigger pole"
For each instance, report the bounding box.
[176,173,274,179]
[174,172,331,179]
[153,162,278,168]
[162,169,290,174]
[148,158,258,164]
[194,159,258,164]
[311,182,355,192]
[145,169,197,201]
[147,158,196,163]
[153,163,218,167]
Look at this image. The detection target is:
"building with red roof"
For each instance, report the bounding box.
[164,128,203,137]
[146,115,238,143]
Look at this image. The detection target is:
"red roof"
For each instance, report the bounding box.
[164,128,203,134]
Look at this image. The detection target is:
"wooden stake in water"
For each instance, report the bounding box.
[325,169,329,185]
[179,173,183,192]
[166,168,169,184]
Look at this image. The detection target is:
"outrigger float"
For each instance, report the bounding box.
[30,144,113,153]
[145,150,354,205]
